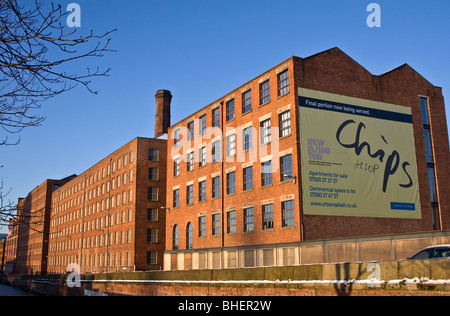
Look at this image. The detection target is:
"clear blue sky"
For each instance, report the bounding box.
[1,0,449,233]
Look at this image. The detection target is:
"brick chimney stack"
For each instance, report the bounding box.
[154,90,172,137]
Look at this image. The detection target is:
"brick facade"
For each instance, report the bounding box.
[294,48,450,239]
[4,219,19,274]
[13,177,73,274]
[164,48,450,270]
[47,137,167,274]
[9,137,167,275]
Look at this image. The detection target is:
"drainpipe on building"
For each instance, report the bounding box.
[220,101,225,269]
[80,173,86,274]
[107,158,112,274]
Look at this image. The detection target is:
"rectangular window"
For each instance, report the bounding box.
[148,188,158,201]
[186,224,193,249]
[227,171,236,195]
[212,140,220,162]
[243,166,253,191]
[282,200,294,227]
[147,252,157,265]
[212,176,220,198]
[421,97,430,125]
[148,149,159,161]
[187,121,194,140]
[212,214,220,236]
[226,134,236,157]
[212,107,220,127]
[148,168,158,180]
[424,129,434,164]
[199,146,206,167]
[173,189,179,208]
[226,99,235,122]
[421,98,435,162]
[421,97,439,230]
[260,118,271,145]
[199,216,206,237]
[278,69,289,96]
[260,80,270,105]
[261,161,272,186]
[174,128,181,147]
[187,151,194,171]
[147,208,158,221]
[199,180,206,202]
[227,211,236,234]
[199,114,206,135]
[432,205,441,230]
[262,204,273,229]
[280,154,293,181]
[428,167,438,203]
[147,229,158,243]
[279,110,291,137]
[243,126,252,151]
[242,90,252,114]
[173,158,180,177]
[244,207,254,232]
[186,184,194,205]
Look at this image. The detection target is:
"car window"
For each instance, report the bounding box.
[410,248,433,259]
[432,247,450,259]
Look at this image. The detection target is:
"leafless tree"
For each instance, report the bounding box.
[0,0,116,229]
[0,177,16,228]
[0,176,46,233]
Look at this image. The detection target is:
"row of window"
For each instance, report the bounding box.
[172,154,293,207]
[53,170,134,216]
[53,151,135,203]
[173,111,291,177]
[173,69,290,148]
[51,228,133,254]
[172,199,295,250]
[173,109,291,157]
[51,208,134,240]
[50,251,159,269]
[50,251,136,270]
[226,69,290,121]
[51,189,134,231]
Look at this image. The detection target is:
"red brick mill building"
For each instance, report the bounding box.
[5,48,450,274]
[163,47,450,270]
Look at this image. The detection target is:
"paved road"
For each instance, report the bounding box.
[0,283,38,296]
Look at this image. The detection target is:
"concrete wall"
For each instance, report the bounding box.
[3,258,450,296]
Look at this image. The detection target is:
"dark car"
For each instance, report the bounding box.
[408,245,450,260]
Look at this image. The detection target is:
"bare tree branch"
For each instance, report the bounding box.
[0,0,116,228]
[0,0,116,138]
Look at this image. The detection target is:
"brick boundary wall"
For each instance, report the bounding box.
[2,258,450,296]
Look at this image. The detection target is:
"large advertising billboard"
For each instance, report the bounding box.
[299,88,421,218]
